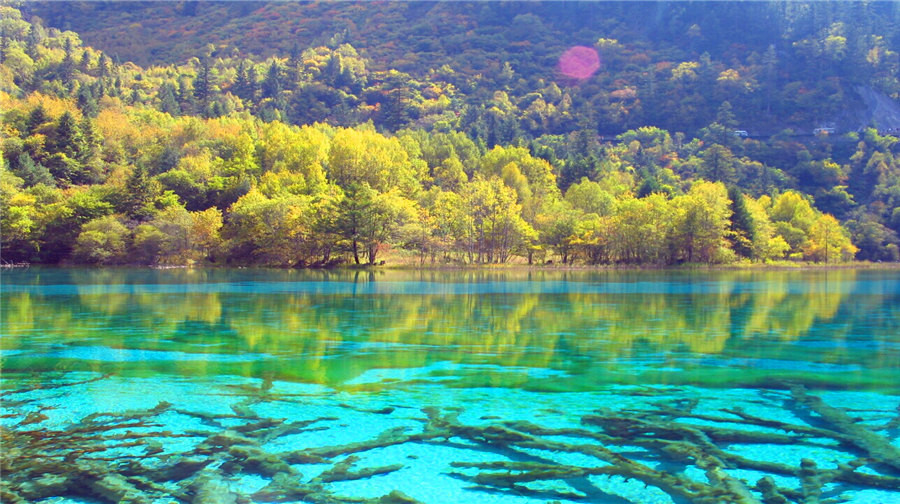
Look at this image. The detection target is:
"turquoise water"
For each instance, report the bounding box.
[2,268,899,503]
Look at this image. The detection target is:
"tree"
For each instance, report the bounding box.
[846,215,900,262]
[26,104,49,136]
[60,35,75,84]
[361,189,417,265]
[193,56,213,109]
[0,27,9,65]
[673,181,733,263]
[149,205,195,263]
[24,25,39,61]
[52,111,84,159]
[803,214,858,263]
[727,186,753,259]
[0,168,39,261]
[121,165,157,221]
[701,144,737,184]
[225,189,315,266]
[333,183,373,265]
[464,175,535,263]
[37,188,113,263]
[612,193,674,264]
[768,190,818,257]
[745,195,789,262]
[536,199,578,264]
[327,127,419,194]
[565,178,615,216]
[479,145,560,223]
[158,82,181,116]
[72,215,129,264]
[257,122,328,194]
[76,85,98,117]
[232,60,256,102]
[13,153,54,187]
[261,60,284,100]
[191,207,223,261]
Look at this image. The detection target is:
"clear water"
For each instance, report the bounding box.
[2,268,899,503]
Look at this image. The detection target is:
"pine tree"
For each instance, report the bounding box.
[79,49,91,72]
[25,26,39,61]
[233,60,249,99]
[245,66,259,102]
[286,42,302,91]
[76,85,98,117]
[701,144,737,184]
[727,185,754,258]
[98,53,111,80]
[78,116,100,164]
[53,111,84,160]
[15,153,55,187]
[377,90,408,132]
[0,28,8,65]
[716,101,738,129]
[323,54,342,87]
[91,80,106,100]
[123,164,154,221]
[261,60,283,100]
[26,105,48,135]
[158,83,181,116]
[60,36,75,84]
[193,56,212,104]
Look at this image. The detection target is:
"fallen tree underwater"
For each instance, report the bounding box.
[2,374,899,504]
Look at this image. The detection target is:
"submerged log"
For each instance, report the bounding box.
[2,374,898,504]
[791,385,900,474]
[316,455,404,483]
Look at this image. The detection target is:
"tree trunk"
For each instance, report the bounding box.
[368,244,377,265]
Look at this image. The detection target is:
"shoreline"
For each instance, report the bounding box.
[6,261,900,273]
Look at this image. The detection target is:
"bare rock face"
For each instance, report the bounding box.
[856,86,900,132]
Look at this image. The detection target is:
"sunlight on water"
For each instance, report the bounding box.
[1,268,899,503]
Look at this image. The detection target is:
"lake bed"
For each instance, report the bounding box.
[2,268,898,503]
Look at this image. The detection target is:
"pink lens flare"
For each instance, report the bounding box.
[558,46,601,80]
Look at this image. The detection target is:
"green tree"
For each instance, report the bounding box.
[464,175,535,263]
[803,214,858,263]
[535,199,578,264]
[727,186,753,259]
[51,111,84,160]
[611,193,674,264]
[0,168,39,261]
[72,215,129,264]
[768,190,818,258]
[701,144,737,184]
[673,181,733,263]
[745,195,789,262]
[193,56,213,107]
[13,152,54,187]
[225,188,315,266]
[261,60,284,101]
[121,165,158,220]
[327,127,419,194]
[565,177,615,216]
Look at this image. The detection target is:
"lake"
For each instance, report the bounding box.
[2,268,899,503]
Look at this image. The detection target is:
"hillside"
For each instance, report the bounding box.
[23,1,900,135]
[1,2,899,267]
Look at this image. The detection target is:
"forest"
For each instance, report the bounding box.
[1,1,898,267]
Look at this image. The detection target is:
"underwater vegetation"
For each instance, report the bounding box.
[1,373,899,504]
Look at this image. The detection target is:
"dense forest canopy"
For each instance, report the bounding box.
[1,1,898,266]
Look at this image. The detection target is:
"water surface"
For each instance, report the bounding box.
[2,268,899,503]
